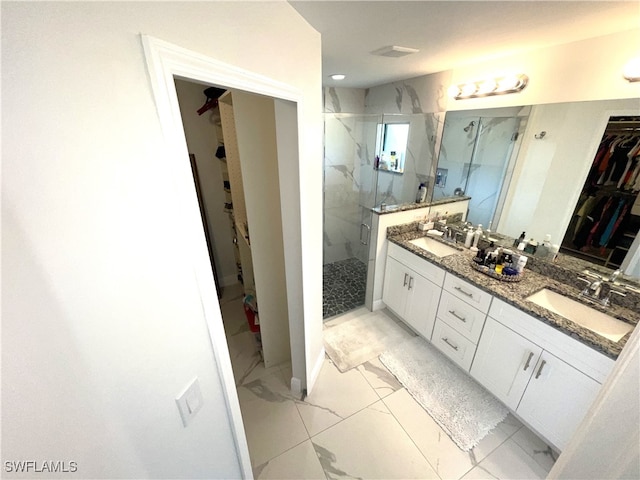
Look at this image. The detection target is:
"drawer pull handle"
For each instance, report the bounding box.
[523,352,534,371]
[448,310,467,322]
[403,273,409,287]
[408,276,414,290]
[442,337,459,351]
[454,286,473,298]
[535,359,547,379]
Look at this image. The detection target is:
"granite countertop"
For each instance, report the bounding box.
[387,228,639,360]
[372,195,471,215]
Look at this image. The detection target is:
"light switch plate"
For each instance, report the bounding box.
[176,377,203,427]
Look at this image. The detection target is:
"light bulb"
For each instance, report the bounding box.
[461,82,478,97]
[447,84,461,98]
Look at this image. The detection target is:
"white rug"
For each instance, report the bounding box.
[323,309,414,372]
[380,336,509,451]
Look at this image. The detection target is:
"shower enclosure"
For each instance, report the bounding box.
[433,112,522,228]
[323,112,440,319]
[323,114,380,318]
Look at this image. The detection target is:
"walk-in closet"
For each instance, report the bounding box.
[561,116,640,268]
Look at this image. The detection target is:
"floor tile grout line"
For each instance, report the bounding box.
[507,432,557,475]
[379,391,444,480]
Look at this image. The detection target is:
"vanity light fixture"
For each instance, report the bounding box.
[448,74,529,100]
[330,74,346,81]
[623,57,640,82]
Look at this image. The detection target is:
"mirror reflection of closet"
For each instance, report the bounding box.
[561,116,640,269]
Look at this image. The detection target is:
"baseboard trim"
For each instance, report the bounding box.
[290,376,302,397]
[373,299,386,311]
[306,346,326,396]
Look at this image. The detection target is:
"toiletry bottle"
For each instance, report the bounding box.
[524,239,538,255]
[516,255,528,273]
[416,183,427,203]
[464,228,474,248]
[513,231,526,248]
[472,224,483,248]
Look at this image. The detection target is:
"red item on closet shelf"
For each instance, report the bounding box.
[243,304,260,333]
[197,98,218,116]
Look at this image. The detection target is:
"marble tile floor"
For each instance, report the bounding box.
[220,295,558,480]
[323,257,367,319]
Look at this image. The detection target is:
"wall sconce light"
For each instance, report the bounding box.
[448,74,529,100]
[623,58,640,82]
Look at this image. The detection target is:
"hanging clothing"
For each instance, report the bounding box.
[599,198,627,246]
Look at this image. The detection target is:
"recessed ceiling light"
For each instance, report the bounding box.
[330,74,346,80]
[370,45,419,58]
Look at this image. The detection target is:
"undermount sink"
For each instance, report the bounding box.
[526,288,633,342]
[409,237,460,258]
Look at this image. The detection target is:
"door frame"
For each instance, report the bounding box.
[140,34,306,478]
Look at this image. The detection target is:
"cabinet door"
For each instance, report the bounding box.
[405,273,441,339]
[517,351,602,450]
[470,317,543,410]
[382,256,409,317]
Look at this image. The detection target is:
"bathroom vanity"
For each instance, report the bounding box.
[381,223,638,452]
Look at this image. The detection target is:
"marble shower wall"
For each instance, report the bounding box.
[434,108,529,228]
[322,75,452,264]
[374,113,440,207]
[364,71,452,205]
[324,111,379,265]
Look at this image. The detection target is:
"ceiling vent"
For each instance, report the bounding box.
[371,45,419,58]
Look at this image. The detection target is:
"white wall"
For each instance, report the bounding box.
[447,29,640,110]
[2,2,322,478]
[174,79,238,287]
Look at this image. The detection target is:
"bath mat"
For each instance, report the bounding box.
[323,309,414,372]
[380,336,509,451]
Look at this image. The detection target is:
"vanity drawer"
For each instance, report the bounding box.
[438,290,487,344]
[432,319,477,371]
[388,242,445,286]
[443,273,492,313]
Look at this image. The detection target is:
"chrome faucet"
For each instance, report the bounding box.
[577,274,626,307]
[609,269,622,283]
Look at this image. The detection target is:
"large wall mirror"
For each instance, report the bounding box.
[433,98,640,279]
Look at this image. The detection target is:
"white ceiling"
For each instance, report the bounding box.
[288,1,640,88]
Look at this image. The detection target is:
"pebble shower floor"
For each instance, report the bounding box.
[323,257,367,319]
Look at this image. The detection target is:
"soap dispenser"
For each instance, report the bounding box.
[464,228,474,248]
[472,224,483,248]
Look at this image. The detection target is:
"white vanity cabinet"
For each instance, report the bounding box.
[432,274,492,371]
[383,243,445,339]
[471,298,615,450]
[470,317,543,410]
[517,351,602,450]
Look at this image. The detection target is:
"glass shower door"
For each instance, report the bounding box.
[465,117,521,228]
[323,113,380,319]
